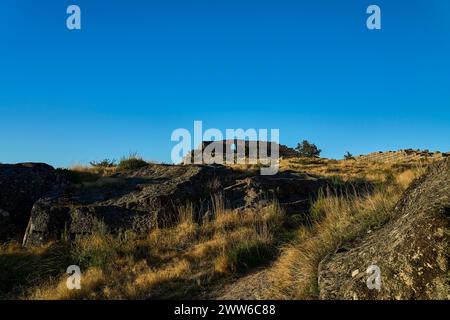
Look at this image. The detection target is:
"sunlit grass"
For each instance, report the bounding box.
[262,166,422,299]
[0,197,285,300]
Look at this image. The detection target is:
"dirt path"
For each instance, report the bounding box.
[207,267,275,300]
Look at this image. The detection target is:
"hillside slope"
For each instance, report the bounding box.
[318,159,449,299]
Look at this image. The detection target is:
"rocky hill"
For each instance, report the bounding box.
[354,149,448,163]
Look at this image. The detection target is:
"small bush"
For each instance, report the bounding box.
[117,153,148,171]
[344,151,354,160]
[90,159,116,168]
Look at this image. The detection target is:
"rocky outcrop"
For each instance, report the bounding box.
[318,159,450,300]
[0,163,63,241]
[23,164,229,246]
[224,171,326,214]
[182,140,299,164]
[22,164,326,247]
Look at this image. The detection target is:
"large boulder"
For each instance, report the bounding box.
[23,164,230,246]
[23,164,327,246]
[318,159,450,300]
[0,163,63,241]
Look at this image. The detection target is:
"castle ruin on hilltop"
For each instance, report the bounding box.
[182,140,299,164]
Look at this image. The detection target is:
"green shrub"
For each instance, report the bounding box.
[117,153,148,171]
[344,151,354,160]
[90,159,116,168]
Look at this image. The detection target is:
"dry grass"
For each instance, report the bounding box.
[262,165,424,299]
[3,198,285,300]
[61,154,151,186]
[279,157,431,183]
[31,268,106,300]
[70,164,118,175]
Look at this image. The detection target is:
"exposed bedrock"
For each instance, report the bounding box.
[0,163,64,241]
[22,164,326,246]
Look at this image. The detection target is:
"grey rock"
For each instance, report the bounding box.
[23,164,230,246]
[224,171,326,213]
[0,163,63,241]
[23,164,326,246]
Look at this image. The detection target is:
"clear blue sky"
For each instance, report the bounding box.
[0,0,449,167]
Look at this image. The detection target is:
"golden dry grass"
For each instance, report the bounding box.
[281,157,431,182]
[13,199,285,300]
[70,164,118,176]
[261,164,424,299]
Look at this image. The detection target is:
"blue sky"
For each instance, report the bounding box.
[0,0,449,167]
